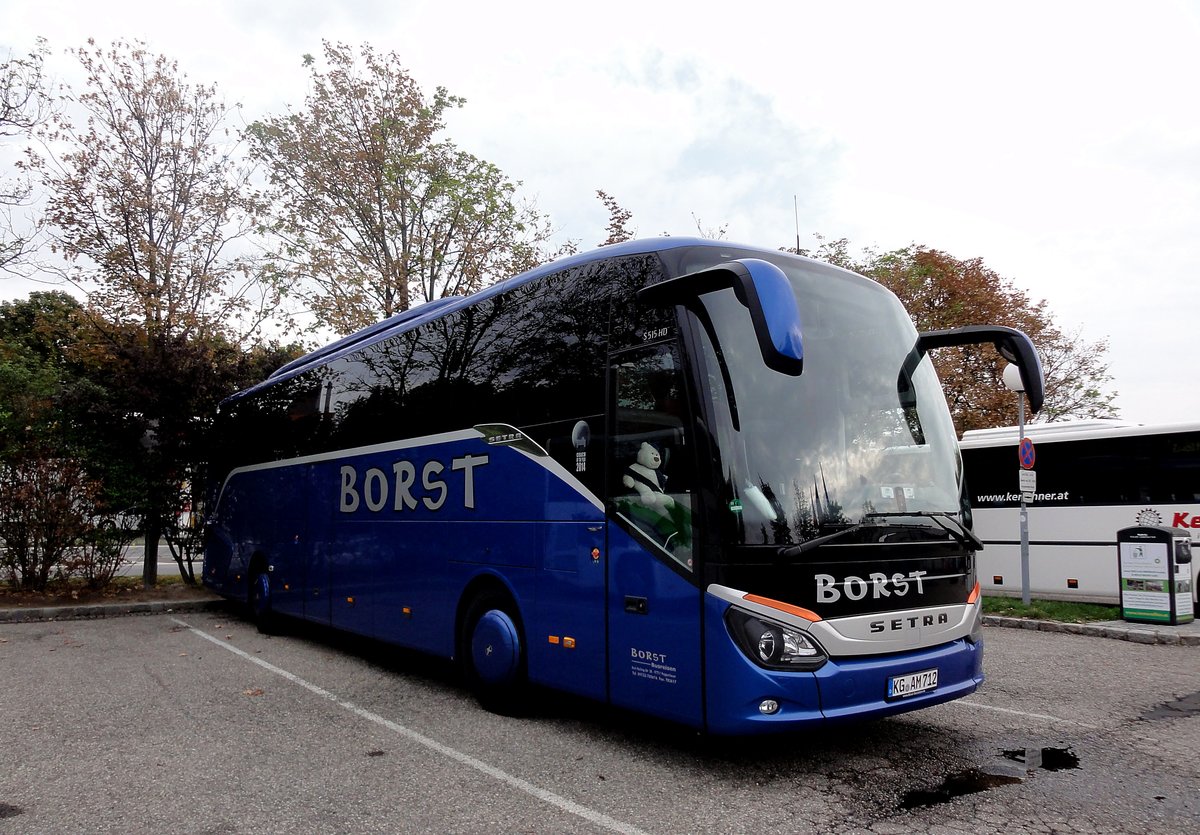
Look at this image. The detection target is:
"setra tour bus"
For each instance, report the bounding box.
[202,237,1043,734]
[960,419,1200,613]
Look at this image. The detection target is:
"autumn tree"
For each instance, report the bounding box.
[26,39,280,584]
[29,39,274,340]
[690,213,727,241]
[248,41,560,336]
[597,189,635,246]
[795,237,1117,432]
[0,39,52,275]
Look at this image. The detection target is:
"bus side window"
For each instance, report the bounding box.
[611,343,694,570]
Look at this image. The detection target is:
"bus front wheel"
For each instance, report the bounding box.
[461,593,527,714]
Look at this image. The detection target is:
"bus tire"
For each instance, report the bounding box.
[248,568,279,635]
[461,592,527,715]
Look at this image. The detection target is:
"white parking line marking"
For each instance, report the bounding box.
[952,698,1099,729]
[172,618,651,835]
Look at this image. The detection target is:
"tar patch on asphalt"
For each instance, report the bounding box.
[1141,691,1200,721]
[899,746,1080,810]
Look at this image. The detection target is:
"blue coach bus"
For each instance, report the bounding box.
[202,237,1043,735]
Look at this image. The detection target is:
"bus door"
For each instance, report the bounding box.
[606,343,704,727]
[254,463,311,621]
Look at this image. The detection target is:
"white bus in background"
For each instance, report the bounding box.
[959,419,1200,614]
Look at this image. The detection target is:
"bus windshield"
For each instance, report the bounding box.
[681,252,963,549]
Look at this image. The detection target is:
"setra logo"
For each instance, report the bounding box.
[869,612,951,633]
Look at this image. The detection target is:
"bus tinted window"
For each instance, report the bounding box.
[964,432,1200,506]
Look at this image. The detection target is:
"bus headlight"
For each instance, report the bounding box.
[726,608,826,671]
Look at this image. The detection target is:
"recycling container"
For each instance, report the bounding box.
[1117,525,1194,625]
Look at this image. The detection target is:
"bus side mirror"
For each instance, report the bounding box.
[639,258,805,376]
[917,325,1045,412]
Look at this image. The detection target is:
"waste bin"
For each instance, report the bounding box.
[1116,526,1194,625]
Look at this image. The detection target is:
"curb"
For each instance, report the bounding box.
[0,597,227,624]
[983,614,1200,647]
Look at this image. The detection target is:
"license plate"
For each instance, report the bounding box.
[888,668,938,699]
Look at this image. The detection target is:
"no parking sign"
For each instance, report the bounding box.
[1018,437,1036,469]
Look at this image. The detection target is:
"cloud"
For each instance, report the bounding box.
[2,0,1198,422]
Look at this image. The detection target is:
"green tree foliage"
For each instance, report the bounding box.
[66,322,297,583]
[0,291,297,586]
[0,292,129,591]
[0,292,91,457]
[794,237,1117,432]
[247,41,561,336]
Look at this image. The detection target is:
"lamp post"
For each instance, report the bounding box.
[1002,363,1032,605]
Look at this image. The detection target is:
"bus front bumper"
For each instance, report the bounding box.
[704,621,984,735]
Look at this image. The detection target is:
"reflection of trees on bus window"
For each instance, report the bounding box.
[611,343,695,571]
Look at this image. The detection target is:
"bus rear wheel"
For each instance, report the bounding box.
[249,568,278,634]
[461,592,527,714]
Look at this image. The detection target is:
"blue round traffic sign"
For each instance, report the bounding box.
[1019,437,1036,469]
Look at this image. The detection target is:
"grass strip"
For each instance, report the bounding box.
[982,596,1120,623]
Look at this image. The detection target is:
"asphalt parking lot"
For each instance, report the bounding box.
[2,609,1197,834]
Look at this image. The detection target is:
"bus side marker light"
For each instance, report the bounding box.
[402,607,412,618]
[1067,578,1079,589]
[548,635,560,644]
[993,575,1003,585]
[563,637,576,649]
[283,584,290,591]
[346,596,355,606]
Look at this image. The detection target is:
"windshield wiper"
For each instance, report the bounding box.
[776,511,982,558]
[778,522,870,557]
[861,511,983,551]
[906,511,984,551]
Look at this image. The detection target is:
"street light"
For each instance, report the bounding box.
[1002,363,1032,605]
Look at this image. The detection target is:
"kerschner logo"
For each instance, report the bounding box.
[1135,508,1162,526]
[1133,508,1200,529]
[815,570,928,603]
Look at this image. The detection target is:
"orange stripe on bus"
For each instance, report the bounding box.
[967,581,981,604]
[743,594,822,622]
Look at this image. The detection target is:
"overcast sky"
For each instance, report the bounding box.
[3,0,1198,426]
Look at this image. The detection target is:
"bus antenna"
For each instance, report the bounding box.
[794,195,801,253]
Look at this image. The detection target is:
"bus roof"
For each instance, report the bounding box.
[959,418,1200,447]
[226,237,819,406]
